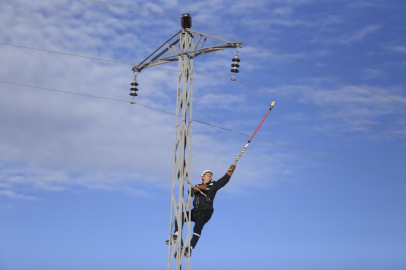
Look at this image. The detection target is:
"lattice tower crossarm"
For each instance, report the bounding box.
[132,29,242,73]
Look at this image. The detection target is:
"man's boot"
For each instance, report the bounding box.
[183,246,192,257]
[165,234,178,245]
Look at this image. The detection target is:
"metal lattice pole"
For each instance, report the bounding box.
[167,29,194,270]
[130,14,242,270]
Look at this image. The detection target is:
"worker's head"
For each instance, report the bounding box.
[201,170,213,184]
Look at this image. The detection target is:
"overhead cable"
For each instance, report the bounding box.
[236,80,406,140]
[193,119,406,181]
[0,42,133,66]
[1,42,405,140]
[1,80,405,181]
[192,21,406,107]
[85,0,406,106]
[0,80,129,103]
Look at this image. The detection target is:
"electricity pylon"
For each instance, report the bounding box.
[131,14,242,270]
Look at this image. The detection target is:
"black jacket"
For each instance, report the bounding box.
[192,173,231,212]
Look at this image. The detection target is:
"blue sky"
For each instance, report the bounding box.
[1,0,406,269]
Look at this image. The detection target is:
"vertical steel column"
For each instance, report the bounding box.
[167,29,194,270]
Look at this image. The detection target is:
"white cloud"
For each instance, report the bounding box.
[272,6,293,17]
[197,93,245,110]
[347,2,394,9]
[272,82,406,141]
[385,45,406,54]
[0,0,182,196]
[362,68,386,80]
[0,190,37,200]
[244,18,315,29]
[0,204,15,210]
[313,24,382,45]
[1,0,405,202]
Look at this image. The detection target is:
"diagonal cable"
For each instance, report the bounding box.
[1,42,406,139]
[192,21,406,107]
[0,42,134,66]
[236,80,406,140]
[0,80,130,103]
[83,0,406,106]
[193,119,406,181]
[83,0,406,105]
[1,42,405,140]
[1,79,405,181]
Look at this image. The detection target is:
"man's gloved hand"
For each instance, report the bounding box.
[227,164,236,176]
[193,184,207,193]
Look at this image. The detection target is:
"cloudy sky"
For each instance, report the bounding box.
[1,0,406,269]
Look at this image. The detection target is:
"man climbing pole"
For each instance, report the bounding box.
[166,101,275,258]
[166,164,236,257]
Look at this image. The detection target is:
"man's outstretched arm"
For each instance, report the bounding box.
[215,165,236,190]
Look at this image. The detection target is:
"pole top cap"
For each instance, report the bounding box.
[181,13,192,29]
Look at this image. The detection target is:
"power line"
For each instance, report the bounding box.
[0,42,134,66]
[236,80,406,140]
[1,79,405,181]
[191,21,406,107]
[85,0,406,107]
[0,80,129,103]
[193,119,406,181]
[0,42,223,78]
[1,42,405,140]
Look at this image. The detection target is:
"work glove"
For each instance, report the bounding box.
[227,164,236,176]
[193,184,207,193]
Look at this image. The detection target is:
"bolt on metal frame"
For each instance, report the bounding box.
[132,20,241,270]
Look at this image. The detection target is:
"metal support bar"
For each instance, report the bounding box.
[133,29,242,72]
[135,31,181,68]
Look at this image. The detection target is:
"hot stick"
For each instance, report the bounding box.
[229,101,275,172]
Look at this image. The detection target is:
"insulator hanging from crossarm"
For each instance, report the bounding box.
[232,56,241,63]
[230,44,242,81]
[129,78,139,100]
[130,86,138,91]
[231,56,240,73]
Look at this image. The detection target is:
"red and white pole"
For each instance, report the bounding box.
[229,101,275,171]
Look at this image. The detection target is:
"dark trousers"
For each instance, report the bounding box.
[174,209,213,248]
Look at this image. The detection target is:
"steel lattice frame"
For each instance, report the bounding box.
[167,29,194,269]
[132,24,241,270]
